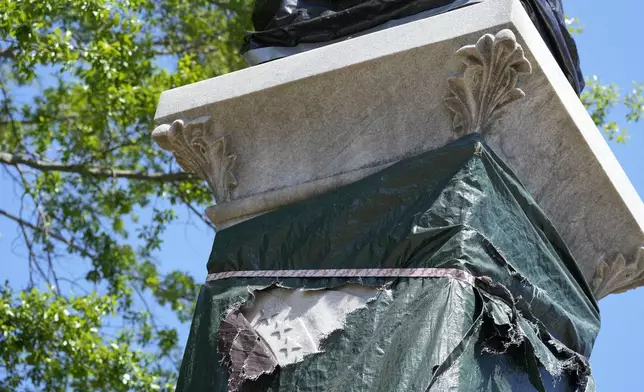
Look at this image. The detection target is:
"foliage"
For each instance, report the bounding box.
[0,0,252,390]
[564,15,583,35]
[581,77,644,143]
[0,284,176,391]
[0,2,641,391]
[566,15,644,143]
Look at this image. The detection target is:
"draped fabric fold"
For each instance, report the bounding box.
[176,134,599,391]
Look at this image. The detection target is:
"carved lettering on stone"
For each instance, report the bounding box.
[152,116,237,204]
[445,29,532,137]
[592,247,644,300]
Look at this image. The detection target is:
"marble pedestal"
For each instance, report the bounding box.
[152,0,644,299]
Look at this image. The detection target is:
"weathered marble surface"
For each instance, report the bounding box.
[152,0,644,298]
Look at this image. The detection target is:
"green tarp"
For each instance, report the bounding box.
[176,134,599,391]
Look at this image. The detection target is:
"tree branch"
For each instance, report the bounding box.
[153,46,220,56]
[0,115,79,126]
[0,83,22,153]
[0,45,16,60]
[0,152,197,182]
[175,186,216,232]
[0,208,93,257]
[15,165,56,287]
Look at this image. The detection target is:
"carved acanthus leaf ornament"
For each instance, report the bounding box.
[592,247,644,300]
[152,116,237,204]
[445,29,532,136]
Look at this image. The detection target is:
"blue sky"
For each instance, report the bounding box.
[564,0,644,389]
[0,0,643,389]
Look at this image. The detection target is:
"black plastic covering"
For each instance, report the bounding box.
[176,135,599,391]
[242,0,585,94]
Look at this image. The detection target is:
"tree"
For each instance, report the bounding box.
[1,0,251,390]
[565,16,644,143]
[0,2,641,391]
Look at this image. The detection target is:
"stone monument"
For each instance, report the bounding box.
[152,0,644,390]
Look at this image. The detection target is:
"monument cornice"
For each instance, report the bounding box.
[151,0,644,298]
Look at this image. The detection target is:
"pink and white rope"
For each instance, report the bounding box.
[206,267,476,285]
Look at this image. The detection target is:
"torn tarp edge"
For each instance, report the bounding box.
[218,306,279,392]
[215,275,592,392]
[219,282,389,391]
[474,278,592,391]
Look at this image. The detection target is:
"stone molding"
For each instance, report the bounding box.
[150,0,644,298]
[445,29,532,136]
[152,116,237,204]
[592,247,644,299]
